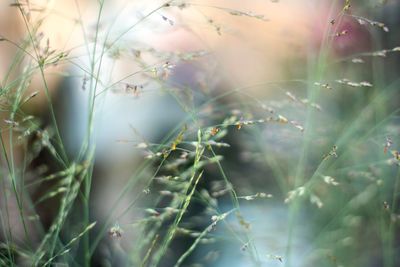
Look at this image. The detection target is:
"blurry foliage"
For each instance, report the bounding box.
[0,0,400,266]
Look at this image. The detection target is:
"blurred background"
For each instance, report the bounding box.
[1,0,400,266]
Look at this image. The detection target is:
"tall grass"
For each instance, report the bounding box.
[0,0,399,266]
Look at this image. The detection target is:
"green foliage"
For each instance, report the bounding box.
[0,0,399,266]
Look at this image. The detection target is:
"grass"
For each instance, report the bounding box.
[0,0,399,266]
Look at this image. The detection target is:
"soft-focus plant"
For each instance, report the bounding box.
[0,0,399,266]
